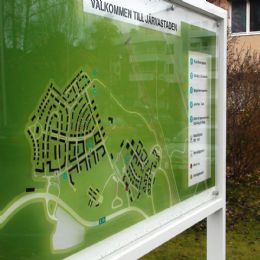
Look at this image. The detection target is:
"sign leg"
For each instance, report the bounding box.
[207,207,226,260]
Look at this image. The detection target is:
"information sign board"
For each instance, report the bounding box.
[0,0,226,259]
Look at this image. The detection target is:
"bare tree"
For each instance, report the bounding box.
[227,37,260,183]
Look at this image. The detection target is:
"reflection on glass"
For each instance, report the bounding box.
[232,0,246,33]
[0,0,218,258]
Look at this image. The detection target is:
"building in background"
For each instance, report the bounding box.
[207,0,260,52]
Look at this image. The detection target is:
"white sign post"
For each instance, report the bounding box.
[68,0,227,259]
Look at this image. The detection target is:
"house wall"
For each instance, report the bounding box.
[207,0,229,10]
[234,35,260,53]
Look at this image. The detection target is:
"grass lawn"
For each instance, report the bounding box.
[142,178,259,259]
[141,220,259,259]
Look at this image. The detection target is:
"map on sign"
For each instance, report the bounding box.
[21,69,165,250]
[0,0,217,258]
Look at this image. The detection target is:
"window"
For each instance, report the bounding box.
[250,0,260,32]
[231,0,246,33]
[231,0,260,34]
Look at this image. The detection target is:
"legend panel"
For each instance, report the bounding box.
[188,51,212,186]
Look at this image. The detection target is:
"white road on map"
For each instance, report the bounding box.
[0,193,148,228]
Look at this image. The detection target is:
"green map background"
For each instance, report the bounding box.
[0,0,216,258]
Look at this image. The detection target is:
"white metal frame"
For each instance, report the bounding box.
[68,1,227,259]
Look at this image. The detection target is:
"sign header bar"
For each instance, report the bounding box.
[83,0,181,35]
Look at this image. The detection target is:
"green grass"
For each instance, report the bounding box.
[142,177,260,259]
[141,220,260,259]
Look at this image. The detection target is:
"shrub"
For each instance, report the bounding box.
[227,37,260,185]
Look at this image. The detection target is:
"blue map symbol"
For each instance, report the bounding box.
[63,172,68,180]
[124,154,129,163]
[99,217,106,225]
[92,87,97,97]
[92,69,97,77]
[87,139,93,149]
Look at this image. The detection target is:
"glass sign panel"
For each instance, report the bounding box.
[0,0,218,258]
